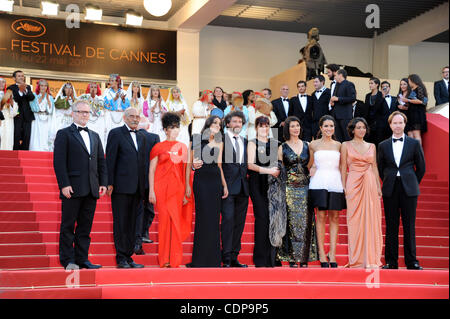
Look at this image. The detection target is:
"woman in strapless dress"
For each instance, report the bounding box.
[308,115,346,268]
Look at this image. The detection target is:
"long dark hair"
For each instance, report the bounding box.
[408,74,428,102]
[242,90,254,106]
[200,115,223,142]
[347,117,370,139]
[398,78,412,98]
[316,115,337,140]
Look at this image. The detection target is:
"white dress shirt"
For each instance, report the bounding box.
[75,123,91,155]
[385,94,392,109]
[125,123,138,150]
[298,94,308,113]
[444,78,449,90]
[227,130,244,164]
[315,88,325,100]
[329,80,336,110]
[392,134,405,176]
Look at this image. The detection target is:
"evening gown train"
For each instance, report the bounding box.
[190,136,222,267]
[345,143,383,268]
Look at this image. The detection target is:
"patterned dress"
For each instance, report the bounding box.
[278,142,319,263]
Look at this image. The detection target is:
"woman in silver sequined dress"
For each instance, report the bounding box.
[277,116,319,267]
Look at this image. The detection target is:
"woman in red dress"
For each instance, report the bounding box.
[149,112,193,268]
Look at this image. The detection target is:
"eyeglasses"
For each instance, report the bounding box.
[73,111,90,116]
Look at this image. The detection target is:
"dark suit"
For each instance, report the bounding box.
[53,124,107,267]
[383,94,399,138]
[288,94,313,141]
[377,135,426,268]
[271,97,290,142]
[7,84,35,150]
[221,132,249,263]
[135,129,160,249]
[311,88,331,139]
[433,79,449,105]
[106,125,147,264]
[330,80,356,142]
[353,99,369,120]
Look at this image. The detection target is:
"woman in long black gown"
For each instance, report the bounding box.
[186,115,228,267]
[248,116,280,267]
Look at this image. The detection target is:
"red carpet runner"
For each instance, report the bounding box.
[0,150,448,299]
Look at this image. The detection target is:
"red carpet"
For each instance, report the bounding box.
[0,149,448,299]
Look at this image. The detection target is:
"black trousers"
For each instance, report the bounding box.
[249,183,276,267]
[13,116,32,150]
[221,189,249,263]
[383,177,419,267]
[111,192,141,264]
[334,118,351,142]
[135,188,155,248]
[59,195,97,267]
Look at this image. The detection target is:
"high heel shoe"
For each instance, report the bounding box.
[299,262,308,268]
[327,254,338,268]
[320,262,330,268]
[289,262,298,268]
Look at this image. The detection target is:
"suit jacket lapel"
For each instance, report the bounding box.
[399,136,410,167]
[70,124,89,155]
[387,137,396,166]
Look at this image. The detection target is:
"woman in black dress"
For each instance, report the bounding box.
[403,74,428,146]
[396,78,414,133]
[248,116,280,267]
[186,116,228,267]
[365,77,387,145]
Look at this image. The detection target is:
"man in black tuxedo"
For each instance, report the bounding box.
[352,99,369,120]
[288,81,313,141]
[53,100,107,270]
[433,66,449,105]
[329,69,356,142]
[106,107,147,268]
[311,75,331,139]
[134,119,160,255]
[326,63,340,107]
[7,70,35,150]
[271,85,290,142]
[221,111,249,267]
[381,81,399,139]
[377,111,426,270]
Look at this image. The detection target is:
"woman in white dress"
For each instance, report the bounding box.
[78,83,108,148]
[126,81,144,115]
[192,90,214,135]
[143,85,168,141]
[53,82,77,136]
[103,74,129,130]
[29,79,55,152]
[307,115,346,268]
[0,77,6,140]
[247,97,277,140]
[0,89,19,150]
[166,86,191,147]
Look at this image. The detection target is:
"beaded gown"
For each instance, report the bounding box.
[278,142,319,263]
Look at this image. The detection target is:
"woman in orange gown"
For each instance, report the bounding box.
[149,112,193,268]
[340,117,383,269]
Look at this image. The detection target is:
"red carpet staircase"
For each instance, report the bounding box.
[0,150,448,298]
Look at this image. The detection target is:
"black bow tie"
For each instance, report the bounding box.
[393,137,403,143]
[78,126,88,132]
[385,95,391,98]
[316,90,323,93]
[282,98,289,102]
[299,94,307,97]
[129,129,137,133]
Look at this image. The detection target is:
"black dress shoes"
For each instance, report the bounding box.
[78,261,102,269]
[289,262,298,268]
[407,263,423,270]
[134,247,146,255]
[231,260,248,268]
[222,261,231,268]
[141,237,153,244]
[381,264,398,269]
[117,261,131,269]
[128,261,144,268]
